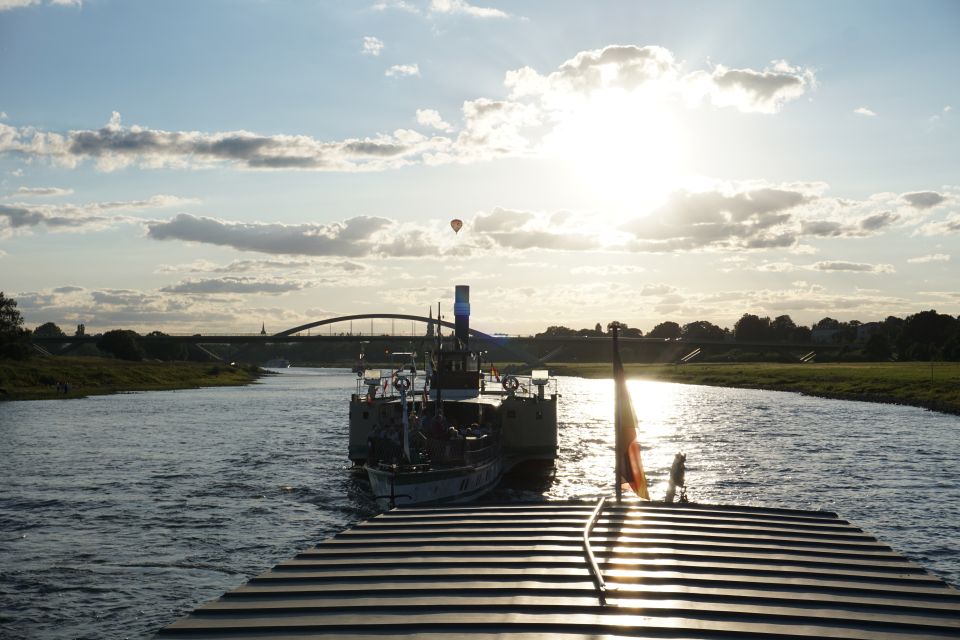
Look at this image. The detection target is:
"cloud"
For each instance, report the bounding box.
[371,0,420,13]
[638,284,676,296]
[471,207,604,251]
[416,108,453,131]
[12,186,74,197]
[907,253,950,264]
[506,46,815,115]
[622,186,810,252]
[146,213,461,259]
[916,214,960,236]
[692,60,817,114]
[809,261,895,273]
[0,194,188,233]
[385,63,420,77]
[0,112,452,172]
[0,0,79,9]
[429,0,507,18]
[853,107,877,116]
[902,191,947,209]
[929,105,953,123]
[147,214,390,256]
[160,277,307,295]
[457,181,950,256]
[569,265,646,275]
[453,99,541,159]
[756,262,798,272]
[1,46,816,173]
[157,257,367,274]
[362,36,384,56]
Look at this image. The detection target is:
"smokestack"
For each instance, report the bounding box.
[454,285,470,345]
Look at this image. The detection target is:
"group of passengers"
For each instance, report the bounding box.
[367,411,494,465]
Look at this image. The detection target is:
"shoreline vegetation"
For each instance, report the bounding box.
[3,357,958,417]
[0,356,263,401]
[549,361,960,416]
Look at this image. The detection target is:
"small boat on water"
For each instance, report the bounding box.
[348,286,558,508]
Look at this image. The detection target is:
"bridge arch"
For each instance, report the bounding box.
[274,313,541,367]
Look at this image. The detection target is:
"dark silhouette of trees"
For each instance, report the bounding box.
[897,310,960,360]
[770,315,797,342]
[0,292,31,360]
[648,321,681,339]
[681,320,725,341]
[142,331,188,361]
[34,322,65,338]
[97,330,144,361]
[864,333,892,361]
[734,314,770,341]
[536,325,579,337]
[813,317,839,331]
[791,325,812,343]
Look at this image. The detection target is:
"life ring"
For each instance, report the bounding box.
[393,376,411,392]
[502,375,520,392]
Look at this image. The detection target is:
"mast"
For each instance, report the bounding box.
[613,323,622,503]
[435,301,442,416]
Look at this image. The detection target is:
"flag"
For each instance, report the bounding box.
[613,325,650,500]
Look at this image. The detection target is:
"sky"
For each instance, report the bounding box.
[1,0,958,336]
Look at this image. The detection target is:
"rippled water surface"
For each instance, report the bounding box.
[1,368,958,639]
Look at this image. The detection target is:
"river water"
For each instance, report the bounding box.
[1,368,958,639]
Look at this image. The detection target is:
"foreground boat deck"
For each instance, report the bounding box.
[157,500,960,639]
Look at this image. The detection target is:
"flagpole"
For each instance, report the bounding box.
[612,322,622,503]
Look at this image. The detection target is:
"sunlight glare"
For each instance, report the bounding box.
[546,89,687,211]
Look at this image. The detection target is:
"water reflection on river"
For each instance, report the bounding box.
[1,368,957,639]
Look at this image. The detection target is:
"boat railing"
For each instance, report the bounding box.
[463,436,499,465]
[583,496,608,606]
[418,433,499,466]
[480,372,559,399]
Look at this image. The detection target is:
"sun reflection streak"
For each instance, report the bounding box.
[550,377,687,501]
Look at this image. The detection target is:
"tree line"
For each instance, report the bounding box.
[536,310,960,361]
[3,291,960,363]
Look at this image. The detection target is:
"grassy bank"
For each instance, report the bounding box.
[0,356,262,401]
[548,361,960,416]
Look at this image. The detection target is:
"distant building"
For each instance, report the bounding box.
[260,323,267,335]
[425,308,434,338]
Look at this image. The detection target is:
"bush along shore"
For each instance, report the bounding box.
[0,356,263,401]
[549,361,960,416]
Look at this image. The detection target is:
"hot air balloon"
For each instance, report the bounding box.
[450,219,463,234]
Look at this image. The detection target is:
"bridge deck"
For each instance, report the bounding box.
[156,500,960,639]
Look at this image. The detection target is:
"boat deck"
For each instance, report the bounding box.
[156,500,960,639]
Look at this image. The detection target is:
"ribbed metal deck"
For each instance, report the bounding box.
[157,500,960,639]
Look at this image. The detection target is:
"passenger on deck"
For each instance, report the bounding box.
[430,414,446,439]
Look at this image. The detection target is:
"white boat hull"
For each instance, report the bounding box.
[366,456,503,508]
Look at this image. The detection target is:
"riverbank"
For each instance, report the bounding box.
[0,356,263,401]
[549,361,960,416]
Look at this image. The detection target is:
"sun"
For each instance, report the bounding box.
[545,88,687,212]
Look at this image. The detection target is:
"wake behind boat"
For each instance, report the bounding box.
[348,285,558,508]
